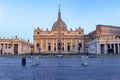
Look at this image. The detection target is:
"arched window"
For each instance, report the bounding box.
[37,43,40,48]
[37,32,39,35]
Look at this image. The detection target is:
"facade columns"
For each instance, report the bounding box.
[34,40,36,53]
[41,39,43,52]
[82,39,84,53]
[75,39,77,52]
[70,39,72,51]
[77,39,79,52]
[56,40,58,51]
[64,39,65,51]
[53,39,54,51]
[50,39,52,51]
[52,39,53,51]
[64,39,66,51]
[65,39,67,51]
[66,39,67,51]
[66,39,68,51]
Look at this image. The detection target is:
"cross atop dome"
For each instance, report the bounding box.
[58,4,61,12]
[52,5,67,31]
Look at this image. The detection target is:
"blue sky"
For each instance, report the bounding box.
[0,0,120,42]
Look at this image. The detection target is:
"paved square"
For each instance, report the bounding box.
[0,55,120,80]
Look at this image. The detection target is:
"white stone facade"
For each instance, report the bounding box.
[0,36,32,54]
[87,25,120,54]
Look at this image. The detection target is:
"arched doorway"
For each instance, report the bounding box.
[58,42,61,51]
[67,43,70,51]
[48,43,51,51]
[78,43,82,51]
[37,43,41,53]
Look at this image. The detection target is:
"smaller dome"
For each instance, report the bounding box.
[52,20,67,30]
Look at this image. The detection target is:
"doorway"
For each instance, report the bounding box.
[14,44,18,54]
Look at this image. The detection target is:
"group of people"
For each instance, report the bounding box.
[81,55,89,66]
[22,56,39,66]
[22,55,89,66]
[31,56,39,66]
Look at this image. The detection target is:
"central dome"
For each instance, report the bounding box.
[52,20,67,30]
[52,8,67,31]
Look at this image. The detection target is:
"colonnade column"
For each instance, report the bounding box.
[19,43,22,54]
[0,44,1,54]
[110,43,112,49]
[105,44,107,54]
[4,44,7,54]
[114,44,116,54]
[56,40,58,51]
[97,43,100,54]
[11,44,14,54]
[82,39,84,53]
[106,43,120,54]
[117,44,120,54]
[46,39,48,51]
[2,44,5,54]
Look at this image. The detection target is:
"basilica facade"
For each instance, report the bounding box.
[34,9,84,53]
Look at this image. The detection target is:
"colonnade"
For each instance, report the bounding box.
[100,43,120,54]
[0,43,31,54]
[0,43,15,54]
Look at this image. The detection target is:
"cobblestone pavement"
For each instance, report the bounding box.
[0,55,120,80]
